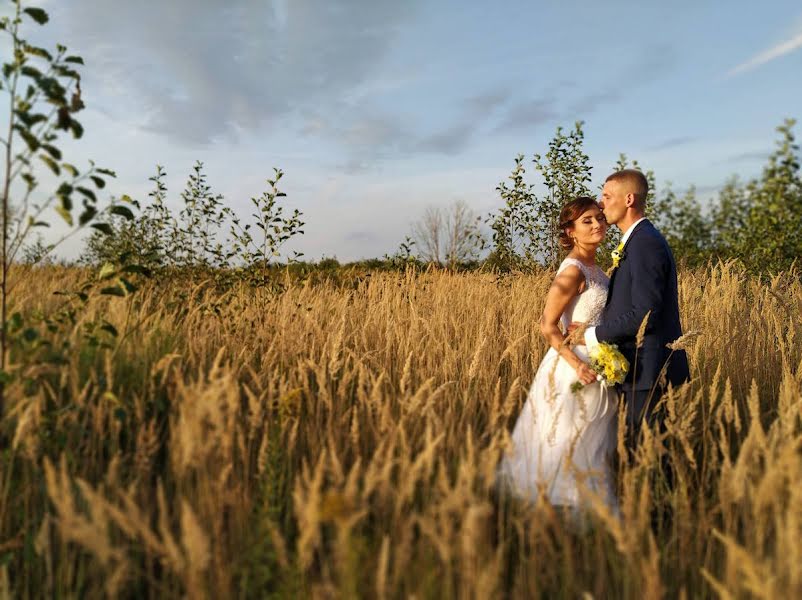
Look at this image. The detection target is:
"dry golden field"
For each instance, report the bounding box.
[1,262,801,598]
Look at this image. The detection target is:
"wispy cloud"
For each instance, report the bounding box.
[557,44,676,122]
[344,230,379,243]
[416,90,510,154]
[724,27,802,78]
[570,90,620,116]
[303,88,513,168]
[646,136,696,152]
[717,150,770,164]
[40,0,421,144]
[494,97,557,133]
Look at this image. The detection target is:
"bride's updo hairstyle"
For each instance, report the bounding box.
[558,196,600,250]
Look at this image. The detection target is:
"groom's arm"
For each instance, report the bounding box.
[592,235,669,345]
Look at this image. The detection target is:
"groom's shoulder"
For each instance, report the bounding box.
[630,220,663,244]
[630,221,671,256]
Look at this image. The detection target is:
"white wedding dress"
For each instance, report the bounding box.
[497,257,618,511]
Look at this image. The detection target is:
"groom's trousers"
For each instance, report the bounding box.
[621,388,665,452]
[621,348,689,450]
[621,387,675,492]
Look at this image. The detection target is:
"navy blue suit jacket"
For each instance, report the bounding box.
[596,220,690,391]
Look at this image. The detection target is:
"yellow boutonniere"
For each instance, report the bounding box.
[611,241,625,269]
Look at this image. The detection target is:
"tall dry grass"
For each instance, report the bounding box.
[1,262,801,598]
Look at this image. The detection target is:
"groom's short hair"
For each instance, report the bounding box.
[606,169,649,207]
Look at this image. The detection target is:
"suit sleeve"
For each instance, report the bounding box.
[595,235,669,343]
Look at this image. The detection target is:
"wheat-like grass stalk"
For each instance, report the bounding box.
[2,263,802,597]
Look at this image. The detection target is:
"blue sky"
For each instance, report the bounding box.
[16,0,802,261]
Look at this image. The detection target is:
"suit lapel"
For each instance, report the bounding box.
[605,269,618,307]
[622,219,649,253]
[605,219,650,308]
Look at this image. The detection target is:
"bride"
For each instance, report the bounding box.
[497,196,617,511]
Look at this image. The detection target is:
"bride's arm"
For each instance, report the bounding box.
[539,265,597,385]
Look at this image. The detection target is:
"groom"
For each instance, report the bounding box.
[577,169,690,449]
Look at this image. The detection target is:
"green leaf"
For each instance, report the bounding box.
[18,111,47,128]
[100,323,118,337]
[9,312,23,332]
[41,144,62,160]
[90,176,106,189]
[23,44,53,61]
[54,66,80,80]
[21,65,43,80]
[21,173,36,190]
[39,154,60,176]
[62,163,79,177]
[98,262,116,280]
[55,205,73,226]
[69,119,83,139]
[57,182,73,199]
[90,222,113,235]
[96,168,116,177]
[23,8,49,25]
[119,277,138,294]
[121,264,152,277]
[110,205,135,220]
[39,76,67,103]
[64,56,84,65]
[78,206,97,226]
[100,285,126,297]
[17,127,40,152]
[76,186,96,203]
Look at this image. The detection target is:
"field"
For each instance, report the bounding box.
[1,262,801,598]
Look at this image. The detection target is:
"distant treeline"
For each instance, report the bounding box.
[71,119,800,279]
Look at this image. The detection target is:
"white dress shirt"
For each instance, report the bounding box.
[584,217,647,350]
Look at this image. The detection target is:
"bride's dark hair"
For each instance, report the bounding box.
[558,196,601,250]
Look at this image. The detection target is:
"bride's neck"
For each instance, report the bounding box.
[568,244,598,264]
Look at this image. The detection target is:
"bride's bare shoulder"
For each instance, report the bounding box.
[551,262,586,294]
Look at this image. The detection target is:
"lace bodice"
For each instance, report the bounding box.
[556,257,609,330]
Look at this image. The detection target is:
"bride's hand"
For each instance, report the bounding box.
[566,321,587,346]
[575,361,597,385]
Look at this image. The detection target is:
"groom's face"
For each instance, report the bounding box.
[600,180,628,225]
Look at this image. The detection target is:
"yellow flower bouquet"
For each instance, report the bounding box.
[570,342,630,394]
[589,342,629,385]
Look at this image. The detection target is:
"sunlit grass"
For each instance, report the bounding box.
[2,262,801,598]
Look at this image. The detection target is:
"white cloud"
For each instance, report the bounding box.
[37,0,420,144]
[724,27,802,78]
